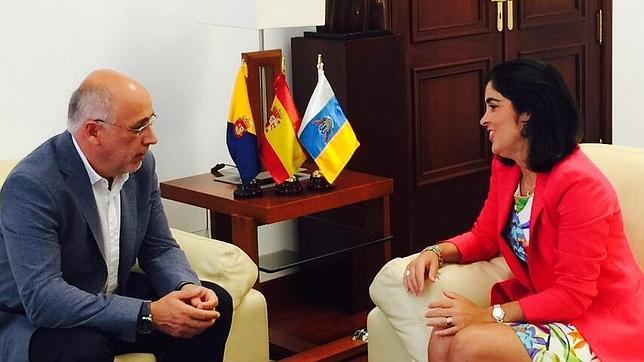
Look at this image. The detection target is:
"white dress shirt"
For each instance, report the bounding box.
[72,136,129,293]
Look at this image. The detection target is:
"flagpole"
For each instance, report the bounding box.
[305,53,335,191]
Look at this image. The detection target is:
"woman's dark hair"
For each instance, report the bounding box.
[486,58,579,172]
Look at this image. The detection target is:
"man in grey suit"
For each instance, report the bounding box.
[0,70,232,361]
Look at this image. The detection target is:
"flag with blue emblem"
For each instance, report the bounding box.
[298,62,359,184]
[226,61,260,184]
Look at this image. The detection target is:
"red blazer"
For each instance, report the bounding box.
[448,147,644,361]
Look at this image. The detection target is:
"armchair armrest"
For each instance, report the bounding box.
[369,254,511,361]
[170,228,258,309]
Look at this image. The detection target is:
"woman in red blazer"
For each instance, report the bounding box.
[403,59,644,361]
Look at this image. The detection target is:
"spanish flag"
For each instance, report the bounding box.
[259,72,307,184]
[299,62,359,184]
[226,62,260,184]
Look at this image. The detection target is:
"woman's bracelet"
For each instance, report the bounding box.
[421,244,444,268]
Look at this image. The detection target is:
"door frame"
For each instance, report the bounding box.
[600,0,612,143]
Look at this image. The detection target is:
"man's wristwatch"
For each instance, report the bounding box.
[136,301,154,334]
[492,304,506,323]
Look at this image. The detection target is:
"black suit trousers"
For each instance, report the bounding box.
[28,276,233,362]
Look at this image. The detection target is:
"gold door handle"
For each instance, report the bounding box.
[491,0,506,32]
[507,0,514,31]
[597,9,603,45]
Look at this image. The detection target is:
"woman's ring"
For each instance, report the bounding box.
[405,270,411,277]
[445,316,453,327]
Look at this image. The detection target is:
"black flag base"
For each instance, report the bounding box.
[274,175,304,196]
[234,179,262,199]
[307,170,334,192]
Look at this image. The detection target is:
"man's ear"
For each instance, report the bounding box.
[82,120,102,145]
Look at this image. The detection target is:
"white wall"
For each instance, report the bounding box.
[0,0,315,280]
[612,2,644,147]
[0,1,309,166]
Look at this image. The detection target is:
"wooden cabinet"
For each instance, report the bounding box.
[292,1,610,257]
[291,33,410,257]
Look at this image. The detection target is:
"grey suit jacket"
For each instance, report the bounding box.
[0,131,200,362]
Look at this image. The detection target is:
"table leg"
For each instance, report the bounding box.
[230,213,260,267]
[211,211,232,242]
[382,195,392,261]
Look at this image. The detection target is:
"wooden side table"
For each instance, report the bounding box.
[161,169,393,359]
[160,169,393,307]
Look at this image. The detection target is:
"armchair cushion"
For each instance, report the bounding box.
[579,143,644,266]
[0,160,16,185]
[369,254,511,362]
[170,228,257,310]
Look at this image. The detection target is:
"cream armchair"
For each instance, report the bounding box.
[367,143,644,362]
[0,160,269,362]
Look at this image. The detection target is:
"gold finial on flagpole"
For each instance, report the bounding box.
[281,57,286,73]
[317,54,324,71]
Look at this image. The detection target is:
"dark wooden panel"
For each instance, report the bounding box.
[600,0,612,143]
[508,0,600,142]
[384,0,503,256]
[521,0,585,29]
[242,49,282,141]
[411,0,491,42]
[410,170,490,252]
[410,32,502,67]
[520,45,586,139]
[413,59,490,185]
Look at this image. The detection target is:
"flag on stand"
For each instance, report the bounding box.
[298,62,359,184]
[259,71,307,184]
[226,61,260,184]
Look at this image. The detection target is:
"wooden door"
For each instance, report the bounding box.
[505,0,603,142]
[390,1,503,254]
[388,0,608,255]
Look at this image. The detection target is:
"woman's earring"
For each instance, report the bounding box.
[520,113,531,124]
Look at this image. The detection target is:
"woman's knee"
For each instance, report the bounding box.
[447,325,489,361]
[428,327,453,359]
[429,327,451,346]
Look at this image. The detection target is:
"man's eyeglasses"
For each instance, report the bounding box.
[95,113,157,136]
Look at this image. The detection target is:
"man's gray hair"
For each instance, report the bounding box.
[67,86,113,133]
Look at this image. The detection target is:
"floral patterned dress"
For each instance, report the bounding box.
[504,186,599,361]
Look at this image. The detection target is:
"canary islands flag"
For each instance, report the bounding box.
[259,72,307,184]
[299,64,359,184]
[227,62,260,184]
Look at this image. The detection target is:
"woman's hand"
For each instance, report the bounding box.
[425,290,488,336]
[403,249,440,296]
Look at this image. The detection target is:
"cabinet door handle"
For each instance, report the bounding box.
[507,0,514,31]
[597,9,603,45]
[491,0,506,32]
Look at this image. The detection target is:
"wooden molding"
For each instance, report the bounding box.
[241,49,282,147]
